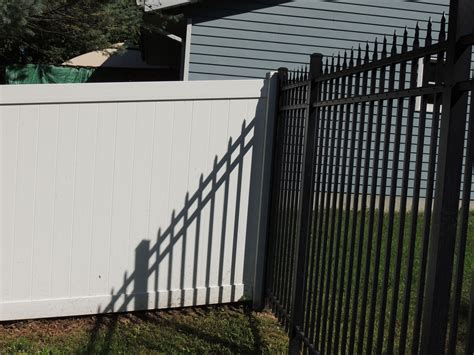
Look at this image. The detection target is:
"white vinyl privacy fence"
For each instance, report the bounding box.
[0,77,277,321]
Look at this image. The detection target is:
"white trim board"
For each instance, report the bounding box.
[183,18,193,81]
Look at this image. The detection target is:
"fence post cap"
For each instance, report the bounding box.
[309,53,324,79]
[277,67,289,82]
[310,53,323,59]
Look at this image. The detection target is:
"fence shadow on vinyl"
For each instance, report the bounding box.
[265,1,474,354]
[82,117,259,352]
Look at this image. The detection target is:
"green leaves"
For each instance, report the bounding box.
[0,0,176,66]
[0,1,43,37]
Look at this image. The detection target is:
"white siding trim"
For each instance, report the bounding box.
[183,18,193,81]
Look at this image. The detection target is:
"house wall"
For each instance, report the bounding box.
[0,78,277,321]
[186,0,449,80]
[185,0,474,202]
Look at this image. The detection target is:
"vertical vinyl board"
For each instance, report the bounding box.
[239,98,263,289]
[149,101,174,308]
[12,105,40,301]
[221,99,248,301]
[31,105,60,300]
[207,99,231,302]
[168,101,194,304]
[195,101,215,304]
[69,104,98,298]
[186,100,212,305]
[127,102,155,306]
[108,103,136,302]
[1,106,20,302]
[88,103,117,297]
[51,105,79,299]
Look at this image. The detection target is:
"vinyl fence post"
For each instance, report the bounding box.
[289,53,323,354]
[420,0,474,353]
[252,71,283,310]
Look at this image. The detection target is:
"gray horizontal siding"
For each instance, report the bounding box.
[186,0,474,202]
[187,0,449,81]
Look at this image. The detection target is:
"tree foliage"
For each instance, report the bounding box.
[0,0,174,65]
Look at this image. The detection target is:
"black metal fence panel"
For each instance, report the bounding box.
[265,0,474,354]
[266,68,310,329]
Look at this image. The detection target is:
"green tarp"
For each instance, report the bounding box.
[4,64,178,84]
[6,64,95,84]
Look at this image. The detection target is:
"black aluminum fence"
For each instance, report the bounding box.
[265,0,474,354]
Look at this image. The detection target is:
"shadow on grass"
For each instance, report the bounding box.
[80,304,280,354]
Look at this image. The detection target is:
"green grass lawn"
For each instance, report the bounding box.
[299,208,474,354]
[0,304,288,354]
[269,206,474,353]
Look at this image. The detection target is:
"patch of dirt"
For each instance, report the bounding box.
[0,315,96,341]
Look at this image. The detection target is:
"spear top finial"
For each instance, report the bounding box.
[382,35,388,58]
[391,30,398,56]
[413,22,420,49]
[364,42,370,63]
[373,38,379,61]
[357,44,362,65]
[439,12,446,41]
[402,26,408,53]
[425,18,432,46]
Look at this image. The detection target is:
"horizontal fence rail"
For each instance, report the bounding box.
[265,0,474,353]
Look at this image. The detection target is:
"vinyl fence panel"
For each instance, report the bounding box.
[0,78,276,321]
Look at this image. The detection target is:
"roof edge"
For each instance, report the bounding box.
[136,0,200,12]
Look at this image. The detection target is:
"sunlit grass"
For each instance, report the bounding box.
[276,208,473,353]
[0,304,288,354]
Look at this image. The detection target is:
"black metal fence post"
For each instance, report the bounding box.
[466,274,474,355]
[288,53,323,354]
[421,0,474,353]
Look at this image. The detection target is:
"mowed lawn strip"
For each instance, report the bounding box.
[297,209,474,353]
[0,304,288,354]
